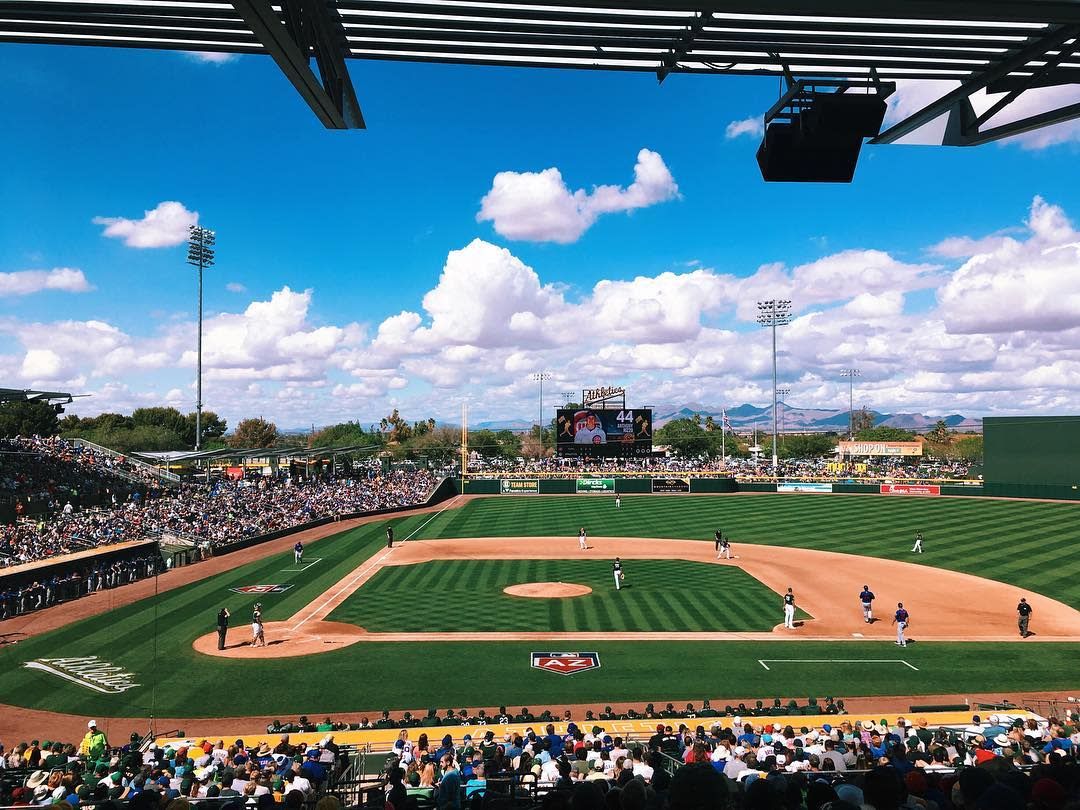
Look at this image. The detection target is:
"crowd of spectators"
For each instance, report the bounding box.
[465,455,976,481]
[374,710,1079,810]
[0,721,346,809]
[0,439,438,572]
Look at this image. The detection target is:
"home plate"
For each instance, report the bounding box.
[852,632,864,638]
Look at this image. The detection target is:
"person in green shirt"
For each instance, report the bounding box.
[79,720,108,761]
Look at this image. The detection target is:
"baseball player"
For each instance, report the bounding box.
[912,531,923,554]
[579,527,588,551]
[386,526,394,549]
[714,529,723,559]
[783,588,796,629]
[615,494,621,509]
[859,585,876,623]
[892,602,910,646]
[251,603,266,648]
[1017,597,1033,638]
[293,541,303,564]
[613,558,624,590]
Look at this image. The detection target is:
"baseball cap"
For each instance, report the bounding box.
[88,720,98,728]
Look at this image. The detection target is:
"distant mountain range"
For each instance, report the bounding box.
[473,403,982,434]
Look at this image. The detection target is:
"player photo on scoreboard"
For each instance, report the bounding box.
[572,410,607,445]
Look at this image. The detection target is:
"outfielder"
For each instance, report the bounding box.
[294,541,303,564]
[615,494,621,509]
[613,558,623,590]
[579,527,588,551]
[892,602,910,646]
[783,588,796,629]
[859,585,875,623]
[386,526,394,549]
[912,532,923,553]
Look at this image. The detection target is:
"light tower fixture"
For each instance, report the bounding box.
[756,299,792,472]
[187,224,216,451]
[531,372,552,456]
[840,368,861,440]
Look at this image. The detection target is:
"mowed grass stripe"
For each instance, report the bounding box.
[335,559,783,633]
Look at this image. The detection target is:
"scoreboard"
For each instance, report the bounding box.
[556,408,653,456]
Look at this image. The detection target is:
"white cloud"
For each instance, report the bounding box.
[477,149,679,243]
[725,117,764,139]
[225,282,247,293]
[93,201,198,248]
[0,268,92,296]
[186,52,240,65]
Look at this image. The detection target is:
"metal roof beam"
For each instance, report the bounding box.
[871,23,1080,143]
[229,0,364,129]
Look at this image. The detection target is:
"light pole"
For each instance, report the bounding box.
[756,299,792,471]
[562,391,575,407]
[840,368,861,439]
[531,372,551,456]
[775,386,790,457]
[187,225,216,451]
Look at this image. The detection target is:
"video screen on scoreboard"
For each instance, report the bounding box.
[556,408,652,456]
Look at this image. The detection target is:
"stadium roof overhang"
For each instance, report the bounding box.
[2,1,1078,144]
[133,443,378,462]
[0,387,80,405]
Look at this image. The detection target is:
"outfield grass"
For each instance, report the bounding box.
[329,559,805,632]
[0,493,1077,719]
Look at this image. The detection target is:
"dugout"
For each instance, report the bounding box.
[983,415,1080,499]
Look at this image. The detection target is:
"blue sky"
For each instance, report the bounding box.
[2,43,1080,429]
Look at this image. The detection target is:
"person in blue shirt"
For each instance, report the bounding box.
[436,755,461,810]
[1044,730,1074,754]
[859,585,876,623]
[544,724,564,757]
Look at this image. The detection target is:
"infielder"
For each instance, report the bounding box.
[714,529,724,559]
[912,531,923,553]
[613,558,623,590]
[892,602,910,646]
[783,588,796,629]
[579,527,588,551]
[293,541,303,564]
[251,603,266,648]
[859,585,876,623]
[1017,597,1033,638]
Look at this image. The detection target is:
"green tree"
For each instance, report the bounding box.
[406,426,459,463]
[855,426,916,442]
[311,420,373,447]
[927,419,951,443]
[379,409,413,443]
[774,432,839,458]
[470,429,503,459]
[851,406,876,435]
[187,410,227,445]
[229,417,278,448]
[656,418,711,457]
[0,400,61,438]
[953,435,984,462]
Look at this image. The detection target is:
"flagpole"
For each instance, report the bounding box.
[721,408,726,461]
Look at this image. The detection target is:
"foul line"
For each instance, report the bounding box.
[758,658,919,671]
[289,495,462,632]
[282,558,322,572]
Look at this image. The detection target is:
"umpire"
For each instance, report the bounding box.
[1017,598,1033,638]
[217,607,230,650]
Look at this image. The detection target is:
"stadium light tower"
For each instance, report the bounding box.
[756,300,792,472]
[531,372,552,455]
[840,368,861,439]
[775,386,791,455]
[187,224,215,451]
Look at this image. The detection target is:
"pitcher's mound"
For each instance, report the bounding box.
[504,582,592,598]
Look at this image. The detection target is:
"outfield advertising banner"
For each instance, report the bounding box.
[777,482,834,493]
[880,483,941,496]
[500,479,540,494]
[576,478,616,493]
[652,477,690,493]
[838,441,923,456]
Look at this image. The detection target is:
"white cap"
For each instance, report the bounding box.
[88,720,97,728]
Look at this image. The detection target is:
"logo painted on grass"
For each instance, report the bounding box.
[229,584,294,594]
[531,652,601,676]
[24,656,140,694]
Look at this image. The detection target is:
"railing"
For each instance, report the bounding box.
[73,438,181,485]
